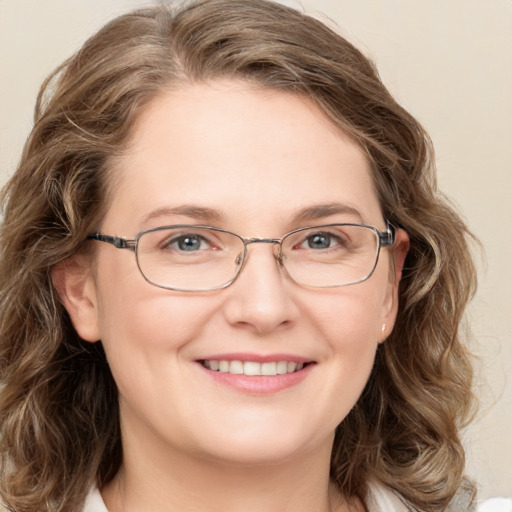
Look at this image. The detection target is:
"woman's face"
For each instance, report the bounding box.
[64,81,405,467]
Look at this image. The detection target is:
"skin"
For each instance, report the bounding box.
[56,81,408,512]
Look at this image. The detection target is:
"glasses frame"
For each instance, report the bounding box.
[86,222,396,292]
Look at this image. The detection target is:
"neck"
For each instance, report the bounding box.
[101,427,364,512]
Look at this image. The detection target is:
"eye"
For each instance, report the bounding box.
[166,233,211,252]
[300,231,344,250]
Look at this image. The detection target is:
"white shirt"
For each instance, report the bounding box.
[83,488,109,512]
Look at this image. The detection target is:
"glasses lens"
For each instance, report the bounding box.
[280,224,380,287]
[136,227,245,291]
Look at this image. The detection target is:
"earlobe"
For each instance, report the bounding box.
[379,228,410,343]
[52,257,101,342]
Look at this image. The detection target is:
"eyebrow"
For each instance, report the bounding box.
[140,202,364,227]
[141,205,225,225]
[294,203,365,223]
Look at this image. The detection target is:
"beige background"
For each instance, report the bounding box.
[1,0,510,500]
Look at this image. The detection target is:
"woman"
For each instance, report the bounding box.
[0,1,478,511]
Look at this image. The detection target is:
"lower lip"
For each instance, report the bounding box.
[197,363,314,394]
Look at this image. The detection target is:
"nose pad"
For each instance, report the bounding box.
[274,246,285,266]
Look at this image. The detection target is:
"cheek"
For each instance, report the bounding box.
[92,256,218,380]
[97,290,214,356]
[307,283,387,348]
[303,282,389,414]
[95,286,224,438]
[321,294,380,382]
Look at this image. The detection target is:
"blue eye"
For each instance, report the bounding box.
[302,232,341,249]
[169,234,210,252]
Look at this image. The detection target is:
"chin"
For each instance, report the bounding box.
[188,415,332,467]
[198,439,309,467]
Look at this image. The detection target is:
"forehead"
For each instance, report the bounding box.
[105,81,382,233]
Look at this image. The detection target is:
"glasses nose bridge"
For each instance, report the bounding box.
[241,237,283,264]
[244,237,281,246]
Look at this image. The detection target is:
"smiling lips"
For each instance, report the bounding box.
[201,360,307,376]
[198,355,315,393]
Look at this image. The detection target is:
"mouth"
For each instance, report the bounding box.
[199,359,313,376]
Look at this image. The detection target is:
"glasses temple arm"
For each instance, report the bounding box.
[86,234,136,251]
[379,224,396,247]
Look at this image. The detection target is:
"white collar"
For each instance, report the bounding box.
[83,487,108,512]
[365,479,410,511]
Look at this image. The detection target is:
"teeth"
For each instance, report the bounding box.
[287,361,297,373]
[276,361,288,374]
[202,360,308,376]
[244,361,261,376]
[230,361,244,375]
[261,362,277,376]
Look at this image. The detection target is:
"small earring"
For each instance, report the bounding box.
[381,323,386,333]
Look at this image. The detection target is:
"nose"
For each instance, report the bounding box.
[222,242,299,335]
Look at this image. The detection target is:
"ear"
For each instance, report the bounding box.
[379,228,410,343]
[52,256,101,342]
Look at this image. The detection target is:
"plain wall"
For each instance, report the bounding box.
[1,0,511,500]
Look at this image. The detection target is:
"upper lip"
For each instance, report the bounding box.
[196,352,315,364]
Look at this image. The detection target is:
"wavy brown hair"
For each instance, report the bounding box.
[0,1,477,510]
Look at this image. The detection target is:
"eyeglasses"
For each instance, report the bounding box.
[86,223,395,292]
